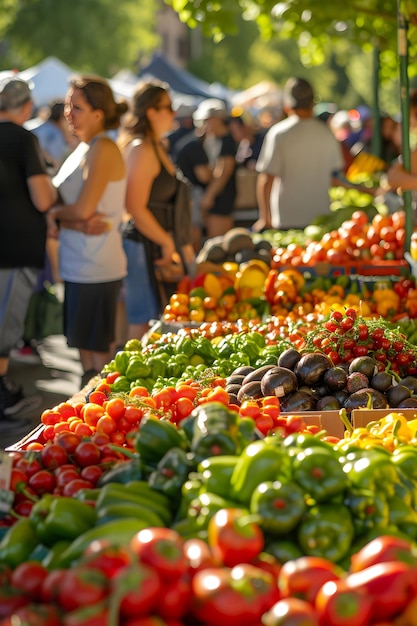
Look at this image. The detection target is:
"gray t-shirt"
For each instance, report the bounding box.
[256,115,344,229]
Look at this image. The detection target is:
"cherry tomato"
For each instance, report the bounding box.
[104,397,126,421]
[28,470,56,495]
[40,443,69,469]
[74,441,101,467]
[11,561,49,599]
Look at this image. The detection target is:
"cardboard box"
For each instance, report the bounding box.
[281,410,345,439]
[351,408,417,429]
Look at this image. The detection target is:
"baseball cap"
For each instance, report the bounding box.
[172,96,197,119]
[193,98,228,123]
[0,76,32,111]
[283,77,315,110]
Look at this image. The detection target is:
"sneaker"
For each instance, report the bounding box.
[0,377,42,417]
[9,345,41,365]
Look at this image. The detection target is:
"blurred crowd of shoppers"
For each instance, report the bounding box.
[2,68,415,436]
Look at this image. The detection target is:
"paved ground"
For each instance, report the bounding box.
[2,335,84,450]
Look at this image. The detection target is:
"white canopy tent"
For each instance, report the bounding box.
[17,57,74,108]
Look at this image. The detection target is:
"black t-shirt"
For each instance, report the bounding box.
[0,122,48,268]
[212,132,237,215]
[176,135,210,188]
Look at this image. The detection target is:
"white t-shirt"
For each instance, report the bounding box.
[256,115,344,229]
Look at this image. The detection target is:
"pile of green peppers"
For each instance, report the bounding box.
[101,331,284,393]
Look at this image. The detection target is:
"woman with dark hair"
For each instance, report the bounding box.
[118,81,195,341]
[48,74,129,385]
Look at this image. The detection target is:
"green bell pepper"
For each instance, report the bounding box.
[0,517,39,568]
[147,355,168,379]
[344,488,390,536]
[110,375,131,393]
[292,446,349,502]
[250,480,307,535]
[264,538,303,563]
[166,354,190,378]
[191,401,243,463]
[343,454,401,499]
[174,335,195,357]
[148,447,195,499]
[392,447,417,481]
[42,540,72,570]
[124,338,143,352]
[188,491,244,529]
[230,437,292,505]
[29,494,97,546]
[193,336,217,363]
[197,455,239,499]
[297,503,355,563]
[176,476,204,520]
[134,414,189,466]
[125,355,151,381]
[97,457,143,486]
[113,350,130,375]
[387,494,417,533]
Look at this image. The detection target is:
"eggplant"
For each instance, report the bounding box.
[226,374,246,386]
[371,371,395,392]
[316,395,341,411]
[386,384,412,407]
[323,367,348,391]
[399,376,417,394]
[346,372,369,394]
[237,380,263,403]
[348,356,378,379]
[280,390,317,412]
[398,397,417,408]
[277,348,302,371]
[242,365,276,385]
[344,388,388,412]
[231,365,255,378]
[333,388,349,406]
[294,353,332,386]
[260,367,298,398]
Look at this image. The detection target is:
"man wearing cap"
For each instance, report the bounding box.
[0,76,57,434]
[254,77,344,232]
[193,97,237,238]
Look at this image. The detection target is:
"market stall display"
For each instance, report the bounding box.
[4,193,417,623]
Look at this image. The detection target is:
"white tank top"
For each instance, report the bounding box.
[54,141,127,283]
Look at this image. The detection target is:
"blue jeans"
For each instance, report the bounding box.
[122,239,158,324]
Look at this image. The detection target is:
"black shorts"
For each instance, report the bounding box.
[64,280,122,352]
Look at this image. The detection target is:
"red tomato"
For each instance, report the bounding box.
[74,441,101,467]
[104,397,126,421]
[315,579,373,626]
[61,602,110,626]
[2,602,62,626]
[54,432,82,455]
[278,556,343,605]
[345,561,416,621]
[56,566,109,612]
[262,597,319,626]
[207,508,264,567]
[191,564,278,626]
[129,527,188,581]
[111,562,162,618]
[157,573,193,620]
[28,469,56,495]
[40,443,69,469]
[40,569,67,603]
[10,561,49,600]
[183,538,217,575]
[80,464,103,485]
[350,535,416,572]
[82,543,131,578]
[62,478,94,498]
[80,403,105,428]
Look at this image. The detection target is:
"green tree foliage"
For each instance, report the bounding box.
[168,0,417,69]
[0,0,158,76]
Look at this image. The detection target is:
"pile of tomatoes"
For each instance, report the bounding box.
[303,307,417,376]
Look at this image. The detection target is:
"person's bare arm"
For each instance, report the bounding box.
[27,174,58,212]
[201,155,235,210]
[387,151,417,191]
[194,163,213,185]
[252,172,273,232]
